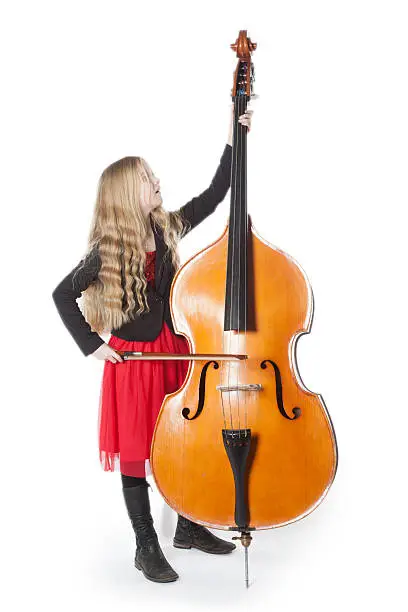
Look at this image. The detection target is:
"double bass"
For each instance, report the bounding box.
[122,30,338,586]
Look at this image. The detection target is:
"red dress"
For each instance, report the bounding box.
[98,251,190,477]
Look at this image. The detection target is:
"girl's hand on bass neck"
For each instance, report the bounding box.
[228,103,254,146]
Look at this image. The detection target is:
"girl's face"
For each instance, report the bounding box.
[139,160,162,218]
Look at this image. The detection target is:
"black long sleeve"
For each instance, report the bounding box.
[175,143,232,237]
[51,248,105,356]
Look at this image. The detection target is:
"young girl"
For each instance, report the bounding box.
[52,104,253,583]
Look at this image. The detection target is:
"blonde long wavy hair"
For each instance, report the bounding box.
[79,156,187,334]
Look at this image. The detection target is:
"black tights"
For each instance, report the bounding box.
[121,473,147,488]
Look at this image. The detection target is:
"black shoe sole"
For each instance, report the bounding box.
[173,540,236,554]
[134,559,179,583]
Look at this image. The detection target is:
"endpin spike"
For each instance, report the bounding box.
[232,530,253,588]
[245,547,249,588]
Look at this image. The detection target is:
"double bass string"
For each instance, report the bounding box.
[231,95,240,431]
[239,92,250,435]
[222,98,236,430]
[223,93,246,434]
[222,97,238,430]
[236,93,243,435]
[236,91,250,435]
[243,93,249,433]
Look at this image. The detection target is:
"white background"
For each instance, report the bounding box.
[2,1,407,610]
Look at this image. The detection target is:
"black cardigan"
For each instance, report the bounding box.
[52,143,232,356]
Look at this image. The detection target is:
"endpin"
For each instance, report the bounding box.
[232,530,252,588]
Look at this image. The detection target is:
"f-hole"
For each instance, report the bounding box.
[182,361,219,420]
[260,359,301,420]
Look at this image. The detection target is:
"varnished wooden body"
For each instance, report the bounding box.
[151,221,337,530]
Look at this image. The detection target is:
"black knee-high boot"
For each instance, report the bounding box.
[122,481,179,583]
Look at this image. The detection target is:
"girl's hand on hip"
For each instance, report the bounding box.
[92,343,123,363]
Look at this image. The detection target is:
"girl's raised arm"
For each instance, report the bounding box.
[175,143,232,238]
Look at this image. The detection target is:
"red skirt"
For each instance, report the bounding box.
[98,322,190,477]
